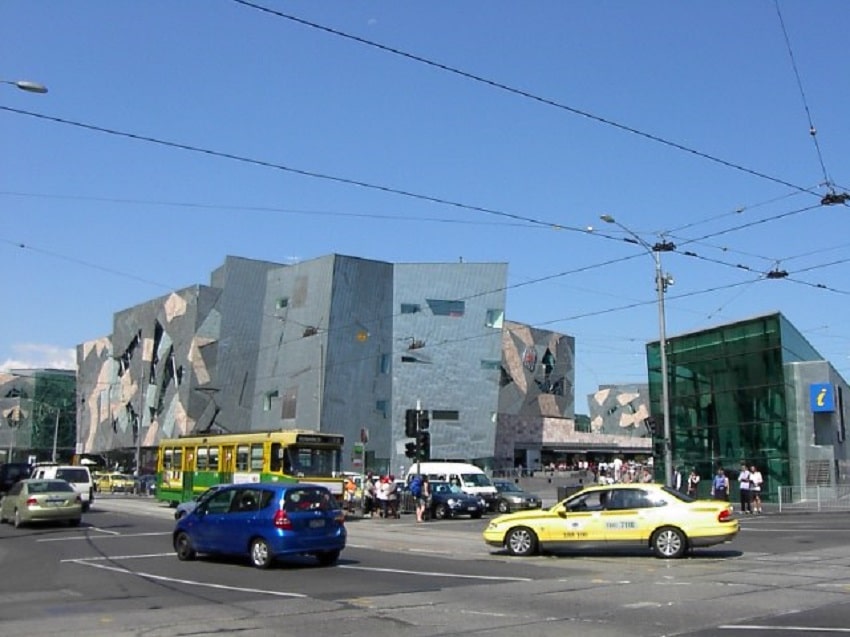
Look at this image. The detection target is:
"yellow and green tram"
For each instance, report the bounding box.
[156,429,345,505]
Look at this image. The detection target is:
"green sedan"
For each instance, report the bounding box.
[0,479,83,528]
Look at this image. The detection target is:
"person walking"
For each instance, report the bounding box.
[362,473,376,518]
[737,462,752,514]
[414,475,431,522]
[687,468,701,498]
[750,464,764,514]
[710,467,729,502]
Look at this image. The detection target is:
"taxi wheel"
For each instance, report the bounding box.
[506,526,538,556]
[174,532,197,561]
[13,509,23,529]
[250,538,273,569]
[652,526,687,559]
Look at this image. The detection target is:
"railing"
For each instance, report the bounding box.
[776,485,850,512]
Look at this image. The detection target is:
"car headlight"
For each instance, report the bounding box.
[447,498,458,507]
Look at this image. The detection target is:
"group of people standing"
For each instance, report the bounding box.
[359,473,402,519]
[706,463,764,513]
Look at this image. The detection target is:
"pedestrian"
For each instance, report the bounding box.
[376,475,389,518]
[673,467,683,492]
[750,464,764,514]
[710,467,729,502]
[737,462,752,514]
[687,468,700,498]
[343,475,357,513]
[362,473,376,517]
[415,475,431,522]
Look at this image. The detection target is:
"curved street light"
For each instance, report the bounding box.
[1,79,48,94]
[601,214,675,488]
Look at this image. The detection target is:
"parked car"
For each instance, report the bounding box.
[493,480,543,514]
[30,464,95,512]
[483,483,739,559]
[173,482,346,569]
[174,484,227,520]
[428,480,486,519]
[96,473,134,494]
[0,462,33,497]
[133,474,157,496]
[0,478,83,528]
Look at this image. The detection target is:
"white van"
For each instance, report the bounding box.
[405,462,497,509]
[31,464,95,512]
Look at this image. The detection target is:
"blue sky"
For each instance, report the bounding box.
[2,1,849,409]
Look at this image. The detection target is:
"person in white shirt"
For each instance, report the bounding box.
[738,463,752,514]
[749,465,764,514]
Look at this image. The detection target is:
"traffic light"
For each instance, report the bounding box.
[645,417,657,436]
[416,430,430,461]
[416,409,429,431]
[404,441,417,458]
[405,409,417,437]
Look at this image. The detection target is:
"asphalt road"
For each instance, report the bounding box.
[1,495,848,636]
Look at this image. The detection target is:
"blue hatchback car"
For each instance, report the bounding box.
[173,482,346,569]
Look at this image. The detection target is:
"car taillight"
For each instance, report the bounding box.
[26,497,38,507]
[273,509,293,529]
[718,508,733,522]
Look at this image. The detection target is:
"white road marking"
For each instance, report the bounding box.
[339,564,530,581]
[719,625,850,633]
[38,531,171,542]
[65,558,307,598]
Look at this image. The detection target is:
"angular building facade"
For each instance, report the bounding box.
[76,254,509,475]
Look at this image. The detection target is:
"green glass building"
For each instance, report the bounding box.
[647,312,849,500]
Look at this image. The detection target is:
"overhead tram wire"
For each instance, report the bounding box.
[775,0,831,189]
[775,1,848,206]
[231,0,819,199]
[0,105,588,235]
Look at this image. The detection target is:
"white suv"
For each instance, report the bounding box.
[30,464,95,512]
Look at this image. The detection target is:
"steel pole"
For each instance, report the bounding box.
[655,252,673,487]
[51,407,61,462]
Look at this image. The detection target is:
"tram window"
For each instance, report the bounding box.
[209,446,219,471]
[251,444,264,471]
[163,448,173,470]
[196,447,208,470]
[175,449,183,471]
[236,445,250,471]
[270,443,282,472]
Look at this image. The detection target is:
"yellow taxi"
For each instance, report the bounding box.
[95,473,134,494]
[483,483,738,559]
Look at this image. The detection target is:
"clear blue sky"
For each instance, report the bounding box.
[3,1,849,409]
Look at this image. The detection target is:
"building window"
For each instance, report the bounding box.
[400,303,420,314]
[485,309,504,328]
[281,387,297,420]
[276,297,289,310]
[375,400,388,418]
[427,299,465,317]
[263,390,279,412]
[432,410,459,420]
[481,360,501,370]
[379,353,390,374]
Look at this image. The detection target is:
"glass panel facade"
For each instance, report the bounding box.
[646,313,816,498]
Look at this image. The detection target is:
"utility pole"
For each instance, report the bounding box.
[51,405,61,462]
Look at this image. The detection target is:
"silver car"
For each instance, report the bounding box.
[493,480,542,514]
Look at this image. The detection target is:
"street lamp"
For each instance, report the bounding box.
[1,79,48,94]
[600,214,675,487]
